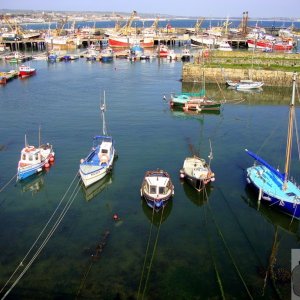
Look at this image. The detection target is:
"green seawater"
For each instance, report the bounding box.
[0,53,299,299]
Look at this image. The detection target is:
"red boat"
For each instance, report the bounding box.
[108,36,154,48]
[157,45,169,57]
[247,39,293,51]
[19,65,36,78]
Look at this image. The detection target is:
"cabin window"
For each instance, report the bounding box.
[287,192,296,197]
[29,155,33,161]
[102,149,108,154]
[22,154,26,160]
[35,154,39,160]
[150,185,156,194]
[159,187,165,194]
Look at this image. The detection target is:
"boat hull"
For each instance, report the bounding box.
[142,194,171,211]
[246,165,300,219]
[79,143,115,188]
[247,39,293,51]
[17,162,45,180]
[108,36,154,48]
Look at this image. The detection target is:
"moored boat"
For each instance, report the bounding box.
[79,92,116,188]
[18,65,36,78]
[100,47,114,62]
[226,79,264,89]
[140,169,174,211]
[170,94,221,111]
[245,73,300,219]
[17,132,55,181]
[180,156,215,192]
[247,39,293,51]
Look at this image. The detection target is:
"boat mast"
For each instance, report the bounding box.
[38,125,41,147]
[283,72,297,189]
[101,91,107,136]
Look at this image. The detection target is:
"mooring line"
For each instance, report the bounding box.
[202,187,226,300]
[206,201,254,300]
[137,205,156,300]
[1,173,81,299]
[0,174,17,193]
[141,205,165,300]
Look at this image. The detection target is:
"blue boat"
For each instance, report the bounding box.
[100,47,114,63]
[79,92,116,187]
[17,131,55,181]
[246,73,300,219]
[48,51,57,62]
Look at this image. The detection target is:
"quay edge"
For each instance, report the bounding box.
[182,51,300,87]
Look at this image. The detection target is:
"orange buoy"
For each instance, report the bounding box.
[44,163,50,168]
[49,156,55,162]
[113,214,119,221]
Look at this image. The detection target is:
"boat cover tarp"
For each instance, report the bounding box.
[245,149,285,181]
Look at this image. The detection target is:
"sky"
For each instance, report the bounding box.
[1,0,300,19]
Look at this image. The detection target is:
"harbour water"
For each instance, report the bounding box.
[0,55,300,299]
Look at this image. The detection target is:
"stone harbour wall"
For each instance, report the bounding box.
[182,64,300,86]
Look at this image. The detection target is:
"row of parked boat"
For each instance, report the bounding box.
[0,65,36,84]
[15,74,300,219]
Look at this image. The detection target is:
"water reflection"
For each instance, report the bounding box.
[244,185,298,294]
[81,174,112,202]
[244,185,299,235]
[182,82,293,104]
[19,173,44,194]
[141,198,173,227]
[182,181,212,207]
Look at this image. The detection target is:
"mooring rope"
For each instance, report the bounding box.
[141,205,165,300]
[202,187,226,299]
[0,173,81,300]
[0,174,17,193]
[137,205,156,299]
[206,201,254,300]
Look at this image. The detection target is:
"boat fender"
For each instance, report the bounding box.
[246,177,251,184]
[80,158,84,164]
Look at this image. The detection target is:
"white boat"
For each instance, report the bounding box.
[226,79,264,90]
[217,41,233,51]
[17,131,55,181]
[181,48,192,61]
[167,49,178,60]
[140,169,174,211]
[79,92,116,188]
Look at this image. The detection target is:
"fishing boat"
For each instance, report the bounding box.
[245,73,300,219]
[157,45,169,58]
[100,47,114,62]
[140,169,174,211]
[17,131,55,181]
[18,65,36,78]
[79,92,116,188]
[180,151,215,192]
[247,39,294,51]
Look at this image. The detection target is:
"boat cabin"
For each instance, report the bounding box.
[98,141,112,165]
[145,175,170,196]
[19,146,42,167]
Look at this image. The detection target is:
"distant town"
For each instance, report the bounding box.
[0,9,299,25]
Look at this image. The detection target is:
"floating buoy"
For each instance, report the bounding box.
[80,158,84,164]
[113,214,119,221]
[49,156,55,162]
[44,163,50,168]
